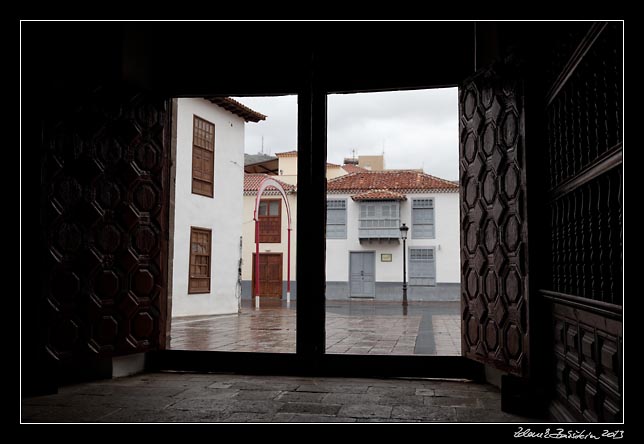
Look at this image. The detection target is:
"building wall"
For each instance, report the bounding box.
[326,191,460,300]
[241,193,298,299]
[275,156,298,185]
[358,155,384,171]
[327,166,347,179]
[278,155,298,175]
[171,98,245,317]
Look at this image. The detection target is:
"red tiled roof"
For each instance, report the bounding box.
[244,174,296,195]
[275,150,298,157]
[327,170,459,193]
[342,164,369,174]
[206,97,266,122]
[352,189,407,201]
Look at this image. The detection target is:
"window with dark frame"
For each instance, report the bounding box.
[192,115,215,197]
[188,227,212,294]
[257,199,281,243]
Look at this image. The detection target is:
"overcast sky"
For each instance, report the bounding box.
[233,88,459,181]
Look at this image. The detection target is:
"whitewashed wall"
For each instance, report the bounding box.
[171,98,245,317]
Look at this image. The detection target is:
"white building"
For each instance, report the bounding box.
[171,97,265,317]
[326,170,460,301]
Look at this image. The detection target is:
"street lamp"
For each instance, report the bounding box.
[399,223,409,308]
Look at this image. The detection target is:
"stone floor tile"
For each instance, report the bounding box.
[225,400,284,414]
[367,386,418,396]
[278,402,341,416]
[391,405,457,422]
[337,403,392,419]
[276,392,326,403]
[230,381,300,391]
[221,412,290,423]
[424,396,480,407]
[286,414,356,423]
[415,388,435,396]
[168,398,233,412]
[321,393,382,404]
[234,390,282,400]
[296,383,369,394]
[24,405,122,423]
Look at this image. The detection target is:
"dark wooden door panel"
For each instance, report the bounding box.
[252,253,283,297]
[459,63,530,377]
[540,22,622,422]
[41,85,170,374]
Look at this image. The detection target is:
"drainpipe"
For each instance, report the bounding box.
[237,236,242,313]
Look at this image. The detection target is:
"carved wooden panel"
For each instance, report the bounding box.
[42,85,169,372]
[550,168,622,305]
[459,63,530,376]
[547,22,621,189]
[542,21,622,422]
[550,302,622,422]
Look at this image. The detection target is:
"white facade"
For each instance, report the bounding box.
[326,191,460,300]
[171,98,245,317]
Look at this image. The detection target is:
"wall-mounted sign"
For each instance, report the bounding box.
[381,253,392,262]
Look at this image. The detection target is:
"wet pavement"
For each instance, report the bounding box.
[170,300,460,355]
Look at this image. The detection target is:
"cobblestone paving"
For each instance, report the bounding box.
[22,372,544,423]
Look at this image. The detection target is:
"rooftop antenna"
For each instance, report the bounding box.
[382,138,385,156]
[261,136,264,154]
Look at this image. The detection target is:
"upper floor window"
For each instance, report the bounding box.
[192,115,215,197]
[327,199,347,239]
[412,198,435,239]
[258,199,281,243]
[358,201,400,240]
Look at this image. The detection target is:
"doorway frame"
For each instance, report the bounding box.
[153,51,484,379]
[153,83,482,380]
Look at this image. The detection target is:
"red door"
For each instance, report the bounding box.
[252,253,283,298]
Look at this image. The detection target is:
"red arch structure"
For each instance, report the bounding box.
[253,177,293,308]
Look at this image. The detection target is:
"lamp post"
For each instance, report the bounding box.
[399,223,409,308]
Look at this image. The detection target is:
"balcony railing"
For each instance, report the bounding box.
[358,218,400,240]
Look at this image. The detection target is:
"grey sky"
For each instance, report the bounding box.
[234,88,459,181]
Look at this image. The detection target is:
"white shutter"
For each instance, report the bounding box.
[327,199,347,239]
[409,248,436,286]
[412,199,435,239]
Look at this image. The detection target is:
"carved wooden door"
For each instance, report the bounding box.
[41,84,170,377]
[253,253,283,298]
[460,63,530,376]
